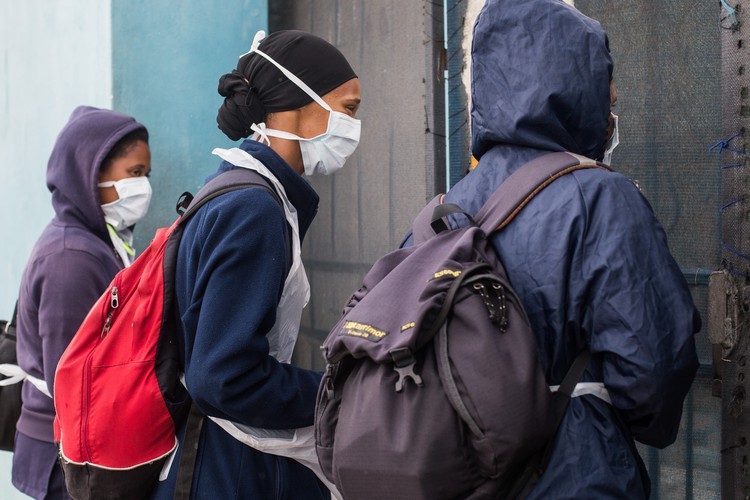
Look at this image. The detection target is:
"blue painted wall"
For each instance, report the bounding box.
[0,2,113,496]
[112,1,268,248]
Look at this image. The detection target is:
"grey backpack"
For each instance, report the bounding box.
[315,152,606,499]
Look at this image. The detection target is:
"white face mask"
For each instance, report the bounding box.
[243,31,361,176]
[98,177,152,231]
[252,113,360,176]
[602,113,619,165]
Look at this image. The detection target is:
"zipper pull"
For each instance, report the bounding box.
[491,282,509,333]
[101,312,113,338]
[101,286,119,338]
[474,281,508,332]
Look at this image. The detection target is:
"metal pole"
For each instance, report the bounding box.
[713,2,750,497]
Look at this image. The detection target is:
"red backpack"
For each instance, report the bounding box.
[54,168,279,500]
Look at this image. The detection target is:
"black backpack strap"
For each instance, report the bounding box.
[180,168,281,223]
[7,301,17,333]
[173,402,204,500]
[503,349,592,499]
[475,152,610,234]
[3,301,18,338]
[411,195,444,245]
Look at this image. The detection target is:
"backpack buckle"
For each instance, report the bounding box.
[390,348,423,392]
[175,192,194,216]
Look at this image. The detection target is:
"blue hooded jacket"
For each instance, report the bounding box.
[442,1,700,497]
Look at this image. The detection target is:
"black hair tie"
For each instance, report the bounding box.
[217,71,266,140]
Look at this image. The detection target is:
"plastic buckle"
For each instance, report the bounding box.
[390,347,423,392]
[176,192,194,216]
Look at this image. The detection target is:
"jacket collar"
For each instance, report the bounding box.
[211,140,320,241]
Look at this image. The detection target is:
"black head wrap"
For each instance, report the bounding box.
[217,30,357,141]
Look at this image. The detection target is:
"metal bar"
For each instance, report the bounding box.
[720,0,750,496]
[681,267,714,286]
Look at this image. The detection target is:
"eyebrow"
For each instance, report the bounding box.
[130,164,151,173]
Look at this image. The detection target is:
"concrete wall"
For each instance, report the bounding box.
[0,2,112,495]
[269,0,447,370]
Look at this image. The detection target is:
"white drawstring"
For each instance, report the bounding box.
[250,123,272,146]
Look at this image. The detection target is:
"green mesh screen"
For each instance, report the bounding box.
[575,2,722,498]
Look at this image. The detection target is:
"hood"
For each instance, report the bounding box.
[46,106,147,238]
[471,0,612,160]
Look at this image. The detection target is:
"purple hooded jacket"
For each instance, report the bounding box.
[15,106,147,443]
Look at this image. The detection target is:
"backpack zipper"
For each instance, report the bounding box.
[81,283,120,461]
[100,286,119,338]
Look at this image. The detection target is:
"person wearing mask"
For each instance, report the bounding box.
[12,106,152,499]
[437,1,698,497]
[151,30,361,499]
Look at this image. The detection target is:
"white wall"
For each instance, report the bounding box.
[0,1,111,496]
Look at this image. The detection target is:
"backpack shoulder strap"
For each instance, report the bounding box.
[475,152,610,234]
[8,301,17,330]
[180,168,280,224]
[411,195,444,245]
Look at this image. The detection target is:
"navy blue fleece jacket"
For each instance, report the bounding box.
[152,140,328,499]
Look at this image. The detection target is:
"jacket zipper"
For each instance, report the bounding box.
[81,283,120,461]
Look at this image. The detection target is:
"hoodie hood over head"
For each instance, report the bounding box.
[471,0,613,160]
[46,106,148,240]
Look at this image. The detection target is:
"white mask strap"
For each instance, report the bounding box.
[251,122,310,144]
[239,30,266,58]
[250,123,271,146]
[240,30,332,112]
